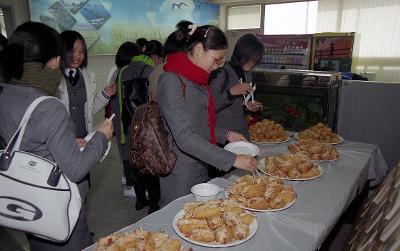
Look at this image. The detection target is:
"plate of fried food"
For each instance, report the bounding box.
[249,119,290,144]
[288,141,339,161]
[93,227,191,251]
[226,175,296,212]
[173,200,257,248]
[295,123,343,144]
[258,153,323,181]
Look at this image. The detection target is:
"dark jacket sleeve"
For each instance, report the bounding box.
[158,73,236,171]
[210,68,234,112]
[33,99,108,182]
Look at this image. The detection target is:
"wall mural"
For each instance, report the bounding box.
[29,0,220,55]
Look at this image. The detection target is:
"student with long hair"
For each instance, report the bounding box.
[157,24,258,206]
[0,21,113,251]
[211,33,264,140]
[57,30,116,149]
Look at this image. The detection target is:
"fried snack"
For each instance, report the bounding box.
[226,174,296,211]
[190,228,215,243]
[177,200,255,245]
[297,123,340,143]
[240,213,255,225]
[248,197,270,210]
[231,223,249,240]
[194,207,222,219]
[178,218,208,234]
[243,184,266,199]
[164,239,182,251]
[94,228,187,251]
[288,140,339,160]
[207,216,225,230]
[263,153,320,180]
[215,225,234,244]
[249,119,289,142]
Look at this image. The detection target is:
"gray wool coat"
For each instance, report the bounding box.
[157,72,236,206]
[210,63,252,140]
[112,61,153,161]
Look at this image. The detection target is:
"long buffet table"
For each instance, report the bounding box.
[85,139,388,251]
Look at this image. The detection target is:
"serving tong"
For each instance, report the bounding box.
[240,78,256,108]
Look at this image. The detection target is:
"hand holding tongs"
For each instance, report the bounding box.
[243,82,256,108]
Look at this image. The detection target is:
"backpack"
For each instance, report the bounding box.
[120,65,149,133]
[129,75,186,176]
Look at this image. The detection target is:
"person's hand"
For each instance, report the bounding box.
[233,154,258,172]
[155,56,163,66]
[76,138,87,148]
[104,82,116,97]
[227,131,248,142]
[246,101,263,112]
[97,119,114,141]
[229,83,252,96]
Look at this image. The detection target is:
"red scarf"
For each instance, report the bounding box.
[164,52,217,144]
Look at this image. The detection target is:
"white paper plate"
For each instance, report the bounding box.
[173,209,258,248]
[294,133,344,145]
[251,135,290,144]
[224,141,260,157]
[80,132,111,161]
[258,158,324,181]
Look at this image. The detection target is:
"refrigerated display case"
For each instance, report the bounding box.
[251,68,341,132]
[257,34,312,70]
[312,32,356,72]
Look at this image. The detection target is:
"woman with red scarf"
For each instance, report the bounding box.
[157,24,258,206]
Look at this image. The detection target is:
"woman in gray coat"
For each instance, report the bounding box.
[210,33,264,140]
[157,25,258,207]
[0,22,113,251]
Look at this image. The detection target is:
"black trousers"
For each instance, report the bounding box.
[123,161,160,208]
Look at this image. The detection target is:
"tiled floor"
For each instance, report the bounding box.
[0,113,148,250]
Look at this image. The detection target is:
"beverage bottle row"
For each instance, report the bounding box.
[262,55,303,65]
[264,45,305,55]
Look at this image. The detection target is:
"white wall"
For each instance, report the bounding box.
[88,55,115,92]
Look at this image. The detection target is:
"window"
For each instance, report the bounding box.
[264,1,318,35]
[227,5,261,30]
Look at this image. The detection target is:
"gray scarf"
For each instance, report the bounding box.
[10,62,62,96]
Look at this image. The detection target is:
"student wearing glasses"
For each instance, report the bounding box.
[157,25,258,207]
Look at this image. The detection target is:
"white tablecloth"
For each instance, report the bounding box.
[84,139,387,251]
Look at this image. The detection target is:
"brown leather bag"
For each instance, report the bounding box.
[129,101,177,176]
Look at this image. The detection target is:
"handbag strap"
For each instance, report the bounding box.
[4,96,57,153]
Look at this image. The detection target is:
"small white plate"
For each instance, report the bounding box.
[191,183,223,201]
[173,209,258,248]
[294,133,344,145]
[224,141,260,157]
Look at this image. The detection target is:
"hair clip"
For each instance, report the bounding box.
[188,24,198,35]
[204,27,211,38]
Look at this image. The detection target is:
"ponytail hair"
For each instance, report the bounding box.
[0,22,61,82]
[186,25,227,52]
[163,20,193,57]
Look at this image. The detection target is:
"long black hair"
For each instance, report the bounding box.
[60,30,88,71]
[0,21,62,82]
[231,33,264,67]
